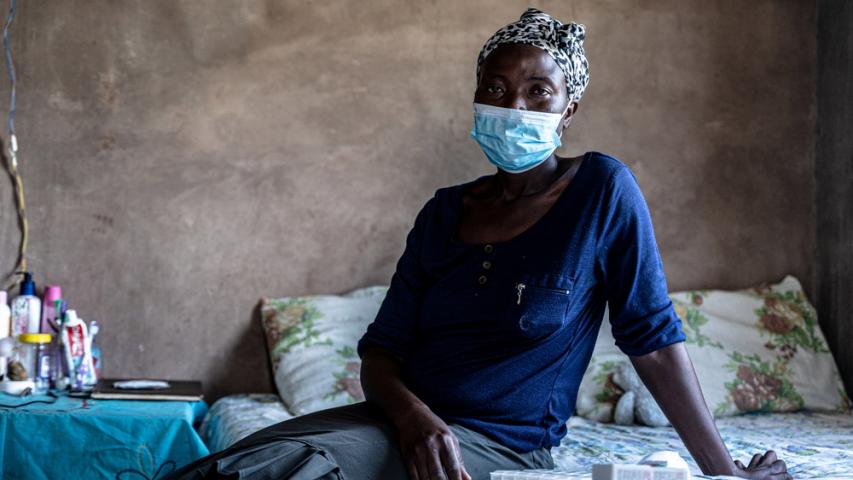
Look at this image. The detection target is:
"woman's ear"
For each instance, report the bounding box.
[564,102,578,127]
[560,101,579,134]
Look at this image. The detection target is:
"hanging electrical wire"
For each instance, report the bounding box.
[3,0,27,290]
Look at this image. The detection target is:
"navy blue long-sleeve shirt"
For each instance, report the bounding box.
[356,152,685,453]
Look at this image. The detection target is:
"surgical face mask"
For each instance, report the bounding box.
[470,103,568,174]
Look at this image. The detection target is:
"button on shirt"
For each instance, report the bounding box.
[356,152,686,453]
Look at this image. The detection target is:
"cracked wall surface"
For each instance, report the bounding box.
[0,1,816,399]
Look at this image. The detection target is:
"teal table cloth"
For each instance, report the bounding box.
[0,393,209,480]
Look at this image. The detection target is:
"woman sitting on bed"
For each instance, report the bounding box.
[171,8,791,480]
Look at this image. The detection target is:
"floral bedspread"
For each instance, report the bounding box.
[553,412,853,478]
[202,394,853,479]
[200,394,294,453]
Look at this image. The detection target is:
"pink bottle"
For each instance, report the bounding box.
[41,285,62,333]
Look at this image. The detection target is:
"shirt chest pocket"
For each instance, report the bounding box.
[505,272,574,340]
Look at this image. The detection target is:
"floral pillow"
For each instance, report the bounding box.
[575,350,630,423]
[576,275,850,422]
[260,286,388,416]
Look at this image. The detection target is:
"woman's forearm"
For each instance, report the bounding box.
[630,342,736,476]
[360,346,431,427]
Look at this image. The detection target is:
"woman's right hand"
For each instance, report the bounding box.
[733,450,792,479]
[360,347,471,479]
[394,404,472,480]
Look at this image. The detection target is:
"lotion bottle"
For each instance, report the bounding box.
[0,291,10,378]
[0,291,10,338]
[11,272,41,335]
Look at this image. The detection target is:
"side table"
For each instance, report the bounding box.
[0,393,210,480]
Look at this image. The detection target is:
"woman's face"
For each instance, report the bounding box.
[475,43,575,123]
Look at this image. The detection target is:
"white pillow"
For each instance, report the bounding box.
[576,275,850,421]
[260,286,388,415]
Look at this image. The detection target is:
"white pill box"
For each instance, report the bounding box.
[489,470,587,479]
[592,464,690,480]
[487,465,688,480]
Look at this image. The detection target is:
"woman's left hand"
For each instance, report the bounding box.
[733,450,792,480]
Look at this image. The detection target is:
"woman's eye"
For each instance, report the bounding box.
[486,85,504,94]
[531,87,550,96]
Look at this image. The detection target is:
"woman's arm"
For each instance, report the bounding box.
[361,346,430,426]
[631,342,791,479]
[592,167,789,477]
[361,346,472,480]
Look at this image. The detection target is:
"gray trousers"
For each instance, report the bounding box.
[170,401,554,480]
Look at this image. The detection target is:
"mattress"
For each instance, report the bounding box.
[200,394,294,453]
[202,394,853,478]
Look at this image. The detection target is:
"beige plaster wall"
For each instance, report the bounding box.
[0,1,816,399]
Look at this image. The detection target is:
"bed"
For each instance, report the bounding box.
[205,276,851,478]
[201,394,853,479]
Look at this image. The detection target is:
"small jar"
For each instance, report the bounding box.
[17,333,53,394]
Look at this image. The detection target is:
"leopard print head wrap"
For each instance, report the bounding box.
[477,8,590,103]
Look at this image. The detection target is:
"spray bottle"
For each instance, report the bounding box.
[41,285,62,333]
[89,321,101,379]
[50,299,69,389]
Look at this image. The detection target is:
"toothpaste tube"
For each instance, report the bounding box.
[60,309,97,388]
